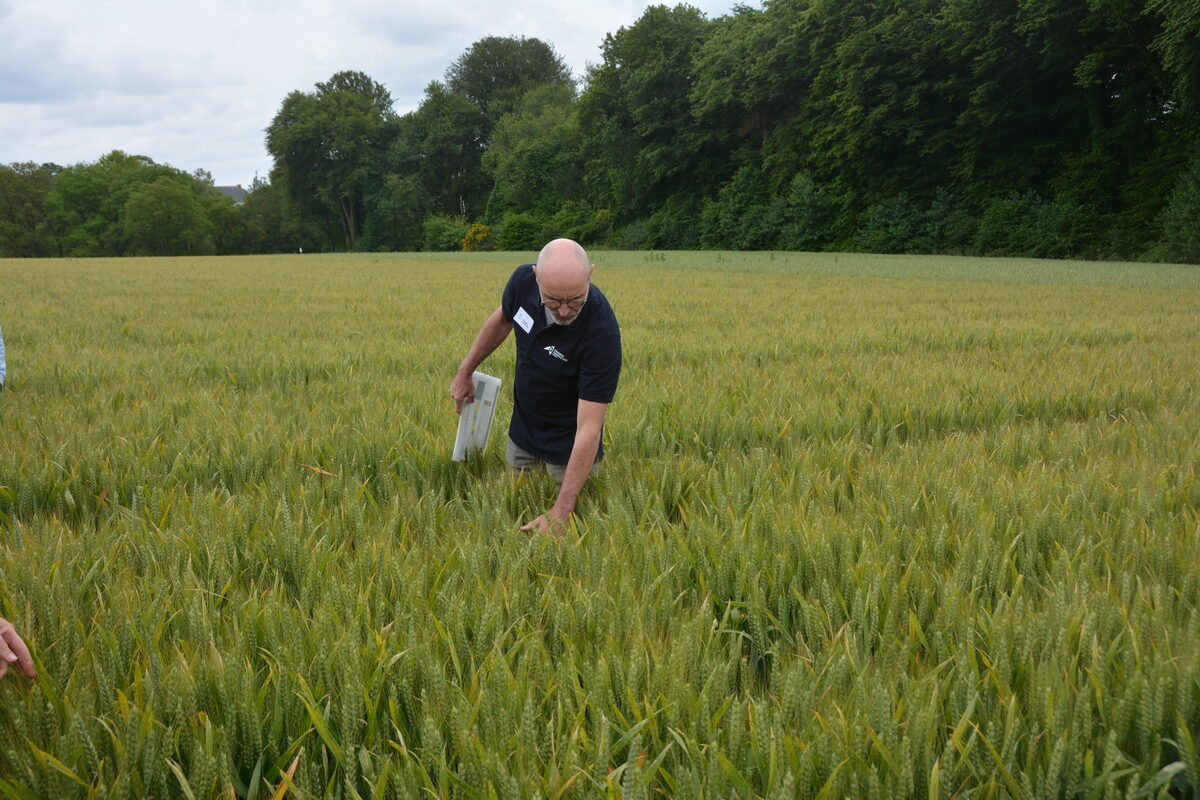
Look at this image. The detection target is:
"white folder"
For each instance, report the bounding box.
[452,372,502,461]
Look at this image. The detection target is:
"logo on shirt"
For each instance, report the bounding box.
[543,345,568,362]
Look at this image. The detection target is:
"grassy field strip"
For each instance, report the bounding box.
[376,249,1200,287]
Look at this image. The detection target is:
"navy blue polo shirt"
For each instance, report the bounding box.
[501,264,622,464]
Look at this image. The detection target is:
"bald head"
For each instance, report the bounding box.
[535,238,591,285]
[534,238,593,325]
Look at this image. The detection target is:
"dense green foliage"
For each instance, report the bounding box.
[1,252,1199,798]
[266,72,398,249]
[3,1,1199,260]
[1,155,291,258]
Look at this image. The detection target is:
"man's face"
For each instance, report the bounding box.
[536,272,590,325]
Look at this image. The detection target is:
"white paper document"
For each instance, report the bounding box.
[452,372,502,461]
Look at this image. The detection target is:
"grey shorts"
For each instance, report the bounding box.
[505,438,600,484]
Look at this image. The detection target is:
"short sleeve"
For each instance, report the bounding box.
[577,330,621,404]
[501,265,529,322]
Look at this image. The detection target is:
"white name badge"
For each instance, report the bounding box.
[514,306,534,333]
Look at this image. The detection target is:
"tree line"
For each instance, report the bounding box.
[3,0,1198,262]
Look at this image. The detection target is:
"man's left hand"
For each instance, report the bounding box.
[521,507,571,536]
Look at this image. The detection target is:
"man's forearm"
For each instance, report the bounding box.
[457,307,512,377]
[551,422,602,516]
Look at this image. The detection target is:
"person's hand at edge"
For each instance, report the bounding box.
[0,616,35,680]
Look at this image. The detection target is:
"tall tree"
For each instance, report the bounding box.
[784,0,970,227]
[1147,0,1200,115]
[690,5,797,176]
[265,70,396,248]
[241,176,328,254]
[387,82,490,219]
[360,174,431,252]
[43,151,184,256]
[0,163,56,257]
[578,4,716,228]
[123,175,214,256]
[445,36,573,124]
[385,36,575,224]
[482,84,583,222]
[201,194,250,255]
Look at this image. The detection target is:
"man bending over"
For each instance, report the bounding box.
[451,239,622,533]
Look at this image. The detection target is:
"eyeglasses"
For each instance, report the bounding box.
[539,287,588,311]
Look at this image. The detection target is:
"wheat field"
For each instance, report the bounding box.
[1,252,1198,798]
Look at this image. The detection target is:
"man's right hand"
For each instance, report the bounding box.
[450,371,476,414]
[451,306,512,414]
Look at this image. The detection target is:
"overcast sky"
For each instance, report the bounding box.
[0,0,746,187]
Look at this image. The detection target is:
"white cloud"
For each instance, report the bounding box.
[0,0,747,186]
